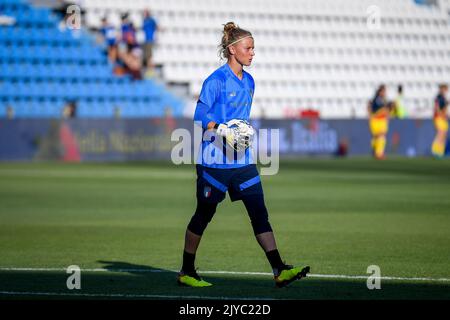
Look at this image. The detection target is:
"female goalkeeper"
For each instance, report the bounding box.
[177,22,309,288]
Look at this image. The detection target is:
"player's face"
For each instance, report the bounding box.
[231,37,255,66]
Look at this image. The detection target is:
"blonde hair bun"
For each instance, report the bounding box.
[218,22,252,60]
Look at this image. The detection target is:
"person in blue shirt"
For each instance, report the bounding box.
[120,13,138,50]
[100,17,117,47]
[177,22,310,288]
[100,17,118,62]
[120,13,131,38]
[142,9,158,70]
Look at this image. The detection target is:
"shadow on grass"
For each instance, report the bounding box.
[0,261,449,300]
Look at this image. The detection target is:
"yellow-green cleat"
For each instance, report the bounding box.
[274,265,310,288]
[177,270,213,288]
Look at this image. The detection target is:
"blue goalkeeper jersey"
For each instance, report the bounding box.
[194,63,255,168]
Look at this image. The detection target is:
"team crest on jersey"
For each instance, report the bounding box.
[229,91,236,97]
[204,186,212,198]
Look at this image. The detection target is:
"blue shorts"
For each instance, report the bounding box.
[196,164,264,203]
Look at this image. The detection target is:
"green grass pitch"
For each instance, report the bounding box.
[0,158,449,300]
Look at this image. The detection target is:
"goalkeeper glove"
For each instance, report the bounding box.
[214,123,235,138]
[214,123,239,149]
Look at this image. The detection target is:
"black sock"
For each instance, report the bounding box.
[265,249,285,273]
[182,250,196,273]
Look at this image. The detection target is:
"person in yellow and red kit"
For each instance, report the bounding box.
[431,84,449,158]
[368,84,390,160]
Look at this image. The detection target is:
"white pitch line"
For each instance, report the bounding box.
[1,267,449,283]
[0,291,275,300]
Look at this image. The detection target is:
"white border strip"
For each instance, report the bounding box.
[1,267,449,283]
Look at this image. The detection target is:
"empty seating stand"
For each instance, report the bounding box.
[81,0,450,119]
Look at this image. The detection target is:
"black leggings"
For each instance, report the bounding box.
[187,194,273,236]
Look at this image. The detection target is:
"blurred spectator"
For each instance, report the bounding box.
[117,42,143,80]
[336,138,349,157]
[125,23,139,49]
[121,13,131,32]
[100,11,156,81]
[115,14,142,80]
[368,84,390,160]
[431,83,449,158]
[114,106,121,119]
[62,100,77,118]
[391,85,407,119]
[387,101,396,116]
[100,17,118,62]
[112,55,128,76]
[142,9,159,75]
[6,105,14,119]
[163,106,176,133]
[120,13,137,49]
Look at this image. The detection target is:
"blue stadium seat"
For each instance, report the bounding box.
[0,82,15,100]
[0,63,11,78]
[12,101,36,117]
[76,101,90,118]
[88,102,113,118]
[0,46,8,60]
[0,104,6,117]
[0,0,184,118]
[45,83,64,100]
[0,1,28,14]
[36,101,50,118]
